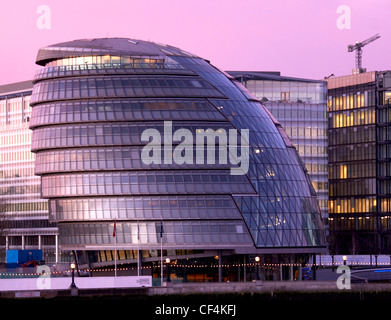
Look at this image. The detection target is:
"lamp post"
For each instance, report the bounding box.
[165,258,171,282]
[160,222,164,286]
[70,263,78,296]
[343,255,347,266]
[255,256,260,280]
[70,263,76,288]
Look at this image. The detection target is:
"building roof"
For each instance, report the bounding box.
[227,71,326,84]
[0,80,33,96]
[36,38,202,66]
[326,71,376,89]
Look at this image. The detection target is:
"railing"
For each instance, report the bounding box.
[34,63,189,80]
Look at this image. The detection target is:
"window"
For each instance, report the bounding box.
[385,91,391,105]
[281,92,290,101]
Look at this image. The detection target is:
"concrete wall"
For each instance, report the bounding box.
[0,275,152,292]
[149,280,391,295]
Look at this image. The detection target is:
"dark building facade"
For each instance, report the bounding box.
[327,71,391,255]
[29,38,326,280]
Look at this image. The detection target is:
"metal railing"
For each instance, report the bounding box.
[34,62,189,80]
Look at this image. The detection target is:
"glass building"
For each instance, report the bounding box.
[0,80,58,262]
[327,71,391,254]
[29,38,326,280]
[227,72,328,233]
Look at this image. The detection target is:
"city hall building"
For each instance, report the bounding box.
[3,38,326,281]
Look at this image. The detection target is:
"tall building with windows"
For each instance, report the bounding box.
[227,72,328,233]
[28,38,326,280]
[327,71,391,254]
[0,80,58,262]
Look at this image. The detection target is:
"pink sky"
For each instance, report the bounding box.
[1,0,390,85]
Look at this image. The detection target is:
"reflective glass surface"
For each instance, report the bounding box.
[263,101,328,222]
[41,170,255,197]
[35,146,235,174]
[34,64,193,81]
[58,220,253,247]
[172,56,325,247]
[0,89,56,258]
[244,79,326,104]
[30,99,225,127]
[50,195,241,221]
[30,76,225,105]
[30,39,326,251]
[31,122,235,151]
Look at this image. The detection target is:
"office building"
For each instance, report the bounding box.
[327,71,391,254]
[0,80,58,262]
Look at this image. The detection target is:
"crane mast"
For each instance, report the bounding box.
[347,33,380,74]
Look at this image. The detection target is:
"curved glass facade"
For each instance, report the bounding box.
[30,38,326,256]
[30,99,225,128]
[30,122,236,151]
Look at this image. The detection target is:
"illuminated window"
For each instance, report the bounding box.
[340,164,347,179]
[385,91,391,104]
[281,92,290,101]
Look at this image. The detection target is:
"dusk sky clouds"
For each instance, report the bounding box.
[1,0,390,85]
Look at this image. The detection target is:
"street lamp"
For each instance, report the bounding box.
[165,258,171,282]
[69,262,78,296]
[255,256,260,280]
[342,255,347,266]
[70,263,77,288]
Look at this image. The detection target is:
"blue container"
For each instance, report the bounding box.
[6,250,19,264]
[6,250,43,267]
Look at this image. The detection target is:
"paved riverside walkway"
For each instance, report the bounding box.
[2,280,391,298]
